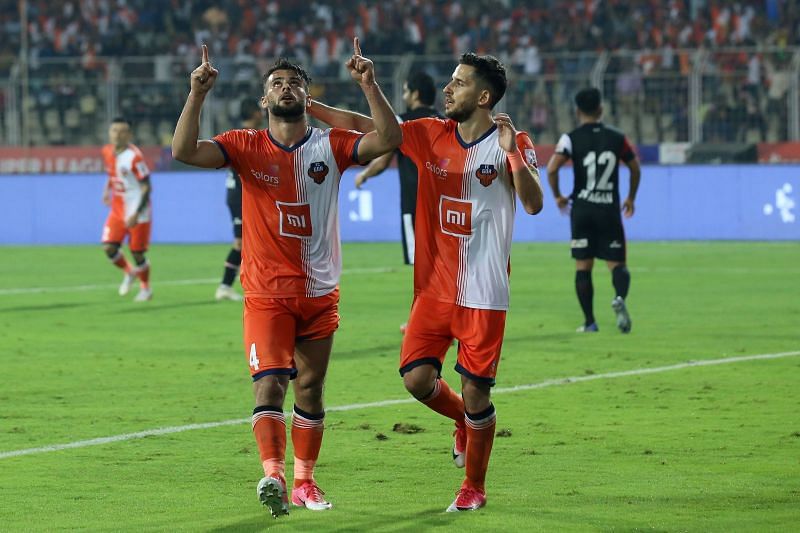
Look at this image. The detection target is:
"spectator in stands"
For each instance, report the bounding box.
[765,54,791,140]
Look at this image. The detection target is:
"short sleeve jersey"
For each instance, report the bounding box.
[396,106,444,214]
[102,143,151,222]
[212,127,363,298]
[554,122,635,210]
[399,118,537,311]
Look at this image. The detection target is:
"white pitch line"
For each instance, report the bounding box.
[2,349,798,460]
[0,267,396,296]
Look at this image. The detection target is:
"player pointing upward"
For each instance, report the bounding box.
[172,41,401,518]
[311,52,543,512]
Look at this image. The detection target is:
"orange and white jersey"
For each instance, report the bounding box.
[102,143,151,222]
[399,118,537,311]
[213,127,363,298]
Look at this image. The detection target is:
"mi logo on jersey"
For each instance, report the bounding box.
[308,161,329,184]
[475,164,498,187]
[277,201,313,238]
[439,195,473,237]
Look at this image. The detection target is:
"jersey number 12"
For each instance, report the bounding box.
[582,151,616,191]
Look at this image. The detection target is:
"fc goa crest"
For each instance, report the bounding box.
[475,164,498,187]
[308,161,329,184]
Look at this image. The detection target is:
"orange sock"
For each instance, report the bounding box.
[252,406,286,479]
[291,405,324,488]
[421,379,464,422]
[464,404,496,492]
[135,261,150,289]
[110,252,131,273]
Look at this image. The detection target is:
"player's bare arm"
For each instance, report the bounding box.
[346,37,402,163]
[309,99,376,133]
[547,152,570,211]
[355,151,394,188]
[172,45,226,169]
[495,113,543,215]
[126,177,151,228]
[622,157,641,218]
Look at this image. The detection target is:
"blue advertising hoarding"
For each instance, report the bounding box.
[0,165,797,244]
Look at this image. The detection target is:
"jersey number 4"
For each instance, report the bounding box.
[582,151,616,191]
[249,343,260,370]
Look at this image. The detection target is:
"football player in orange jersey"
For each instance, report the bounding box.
[172,40,401,518]
[101,117,153,302]
[310,53,543,512]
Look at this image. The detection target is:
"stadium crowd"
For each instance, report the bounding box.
[0,0,798,145]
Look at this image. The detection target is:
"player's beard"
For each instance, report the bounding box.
[269,100,305,122]
[445,103,476,123]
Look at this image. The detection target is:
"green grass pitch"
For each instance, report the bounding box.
[1,242,798,531]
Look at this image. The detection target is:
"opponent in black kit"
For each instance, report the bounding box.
[547,87,641,333]
[215,99,264,301]
[353,71,443,265]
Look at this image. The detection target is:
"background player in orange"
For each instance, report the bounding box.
[310,53,543,512]
[215,98,265,302]
[547,88,641,333]
[172,41,401,518]
[101,117,153,302]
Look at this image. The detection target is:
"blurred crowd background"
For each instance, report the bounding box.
[0,0,798,147]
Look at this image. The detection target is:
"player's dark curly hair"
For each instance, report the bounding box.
[406,71,437,106]
[459,53,507,108]
[262,58,312,90]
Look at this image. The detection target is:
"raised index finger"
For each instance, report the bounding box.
[353,37,362,56]
[202,44,209,64]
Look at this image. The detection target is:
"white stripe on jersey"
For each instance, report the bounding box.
[295,145,312,297]
[456,144,478,307]
[113,147,151,222]
[459,129,516,310]
[297,129,345,298]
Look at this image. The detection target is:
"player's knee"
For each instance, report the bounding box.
[461,379,491,412]
[103,243,120,258]
[253,375,289,406]
[294,374,324,400]
[403,367,437,400]
[131,252,147,265]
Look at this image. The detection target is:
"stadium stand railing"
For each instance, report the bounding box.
[1,48,798,148]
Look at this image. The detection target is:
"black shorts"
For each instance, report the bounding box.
[226,188,242,239]
[570,208,626,262]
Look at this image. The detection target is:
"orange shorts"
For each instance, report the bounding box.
[399,295,506,386]
[102,213,151,252]
[243,288,340,381]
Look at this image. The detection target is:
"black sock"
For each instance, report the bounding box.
[612,265,630,299]
[575,270,595,326]
[221,249,242,286]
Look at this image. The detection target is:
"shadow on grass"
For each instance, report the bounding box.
[0,301,97,313]
[209,506,450,532]
[113,300,219,314]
